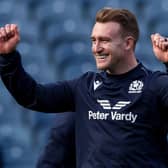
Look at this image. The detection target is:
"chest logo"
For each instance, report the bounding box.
[128,80,144,93]
[90,100,136,122]
[97,100,131,110]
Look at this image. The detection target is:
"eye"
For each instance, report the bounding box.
[91,38,96,44]
[101,38,110,43]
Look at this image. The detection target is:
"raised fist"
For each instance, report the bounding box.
[151,33,168,63]
[0,24,20,54]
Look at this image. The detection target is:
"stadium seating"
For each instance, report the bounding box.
[0,0,167,167]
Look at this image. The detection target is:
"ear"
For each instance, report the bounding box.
[124,36,135,50]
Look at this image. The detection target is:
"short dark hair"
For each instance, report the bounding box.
[96,7,139,44]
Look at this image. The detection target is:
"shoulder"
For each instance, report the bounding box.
[78,71,97,79]
[64,71,98,92]
[69,71,98,84]
[136,63,168,92]
[139,63,168,82]
[146,69,168,94]
[149,70,168,83]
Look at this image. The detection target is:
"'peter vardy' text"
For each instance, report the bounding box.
[88,110,137,123]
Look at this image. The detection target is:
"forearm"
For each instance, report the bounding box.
[0,50,37,107]
[0,51,75,112]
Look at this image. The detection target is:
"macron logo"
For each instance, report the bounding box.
[97,100,131,110]
[94,80,102,91]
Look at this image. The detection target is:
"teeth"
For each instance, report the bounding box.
[96,55,108,59]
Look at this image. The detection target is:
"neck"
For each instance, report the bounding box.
[107,54,138,75]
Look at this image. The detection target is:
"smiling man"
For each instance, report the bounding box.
[91,14,138,74]
[0,7,168,168]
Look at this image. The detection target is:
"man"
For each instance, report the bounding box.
[0,7,168,167]
[36,113,76,168]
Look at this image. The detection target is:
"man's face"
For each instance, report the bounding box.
[91,22,126,72]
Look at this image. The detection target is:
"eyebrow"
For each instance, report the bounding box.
[90,36,112,41]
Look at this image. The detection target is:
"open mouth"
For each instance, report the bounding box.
[96,54,109,59]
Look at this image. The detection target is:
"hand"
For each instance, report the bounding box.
[0,24,20,54]
[151,33,168,63]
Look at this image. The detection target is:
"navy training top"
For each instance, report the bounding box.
[0,50,168,168]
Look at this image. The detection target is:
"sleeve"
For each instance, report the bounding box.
[36,113,76,168]
[152,72,168,108]
[164,63,168,73]
[0,50,77,113]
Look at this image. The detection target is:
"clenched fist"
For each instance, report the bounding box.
[0,24,20,54]
[151,33,168,63]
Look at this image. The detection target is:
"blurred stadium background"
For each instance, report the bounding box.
[0,0,168,167]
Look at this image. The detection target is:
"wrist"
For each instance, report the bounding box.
[0,50,17,57]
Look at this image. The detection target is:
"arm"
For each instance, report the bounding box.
[0,24,75,113]
[164,63,168,73]
[36,113,76,168]
[151,33,168,107]
[151,33,168,72]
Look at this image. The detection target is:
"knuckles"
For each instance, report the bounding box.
[0,24,19,42]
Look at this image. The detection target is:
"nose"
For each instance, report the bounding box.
[92,42,103,53]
